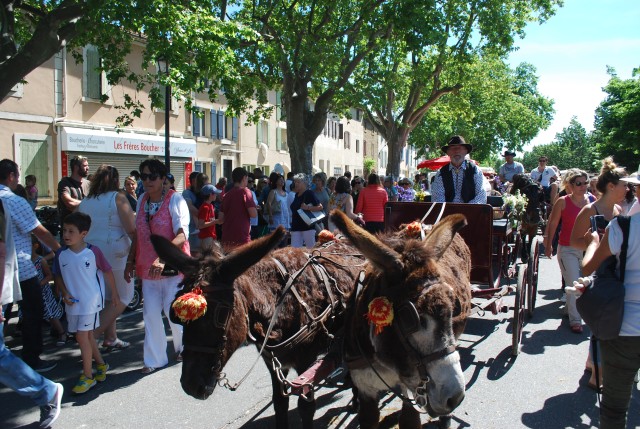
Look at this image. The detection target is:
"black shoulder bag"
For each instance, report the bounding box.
[576,215,630,341]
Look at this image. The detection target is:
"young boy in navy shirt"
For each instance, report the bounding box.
[53,212,118,394]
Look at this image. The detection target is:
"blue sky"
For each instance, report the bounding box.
[508,0,640,149]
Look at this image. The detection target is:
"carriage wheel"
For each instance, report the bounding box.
[512,264,527,356]
[527,236,542,317]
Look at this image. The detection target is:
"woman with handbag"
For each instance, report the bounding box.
[582,209,640,429]
[124,159,190,374]
[570,158,628,388]
[265,174,290,232]
[544,169,595,333]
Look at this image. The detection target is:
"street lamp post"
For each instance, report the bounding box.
[157,58,171,172]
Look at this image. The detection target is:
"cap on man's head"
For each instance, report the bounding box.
[502,150,516,157]
[201,184,221,196]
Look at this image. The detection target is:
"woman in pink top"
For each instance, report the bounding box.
[124,160,190,374]
[544,169,593,333]
[355,173,388,234]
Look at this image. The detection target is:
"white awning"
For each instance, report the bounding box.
[60,126,196,158]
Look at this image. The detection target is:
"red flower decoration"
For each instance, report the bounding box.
[172,287,208,323]
[317,230,337,244]
[365,297,394,335]
[404,221,423,238]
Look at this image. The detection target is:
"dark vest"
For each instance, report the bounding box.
[440,162,478,203]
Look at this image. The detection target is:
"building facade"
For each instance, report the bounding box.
[0,46,387,205]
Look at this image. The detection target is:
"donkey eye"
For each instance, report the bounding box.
[452,300,462,317]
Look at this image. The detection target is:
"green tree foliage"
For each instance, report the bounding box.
[409,58,554,165]
[230,0,393,175]
[592,67,640,172]
[347,0,561,177]
[521,117,598,172]
[0,0,256,113]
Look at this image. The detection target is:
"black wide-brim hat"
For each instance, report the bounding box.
[441,135,472,154]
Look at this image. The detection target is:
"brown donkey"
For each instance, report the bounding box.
[151,227,363,429]
[331,210,472,429]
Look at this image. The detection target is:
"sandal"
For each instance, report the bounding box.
[141,366,156,374]
[102,338,130,350]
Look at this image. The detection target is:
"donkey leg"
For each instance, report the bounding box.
[297,394,317,429]
[268,366,290,429]
[398,400,421,429]
[357,394,381,429]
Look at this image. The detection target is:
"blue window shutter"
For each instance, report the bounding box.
[232,117,238,142]
[210,110,217,138]
[192,111,201,136]
[217,110,224,139]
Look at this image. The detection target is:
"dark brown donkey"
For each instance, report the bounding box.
[151,228,363,429]
[331,210,472,429]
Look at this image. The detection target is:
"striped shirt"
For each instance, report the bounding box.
[0,184,41,281]
[355,185,388,223]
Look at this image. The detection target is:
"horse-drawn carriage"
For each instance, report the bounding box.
[384,201,541,356]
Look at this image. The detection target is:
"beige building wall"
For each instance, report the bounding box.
[1,45,380,206]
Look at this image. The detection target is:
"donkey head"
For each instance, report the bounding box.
[151,227,286,400]
[331,210,470,416]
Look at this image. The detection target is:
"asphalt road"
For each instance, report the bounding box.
[2,255,640,429]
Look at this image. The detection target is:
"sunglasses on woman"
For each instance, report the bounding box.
[140,173,161,181]
[573,180,587,186]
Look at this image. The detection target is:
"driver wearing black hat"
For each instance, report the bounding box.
[498,150,524,183]
[431,135,487,204]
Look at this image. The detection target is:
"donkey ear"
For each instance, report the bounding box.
[218,226,286,280]
[330,210,403,273]
[423,214,467,260]
[150,235,200,275]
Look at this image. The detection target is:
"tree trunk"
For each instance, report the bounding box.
[283,76,328,177]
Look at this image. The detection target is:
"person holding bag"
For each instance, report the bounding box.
[582,213,640,429]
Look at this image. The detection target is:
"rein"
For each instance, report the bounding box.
[209,248,365,393]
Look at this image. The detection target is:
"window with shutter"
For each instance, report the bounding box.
[85,46,102,99]
[217,111,225,139]
[192,110,202,136]
[232,117,238,142]
[210,110,218,138]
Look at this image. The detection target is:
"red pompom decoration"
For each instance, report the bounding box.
[172,287,208,323]
[317,230,337,243]
[365,297,394,335]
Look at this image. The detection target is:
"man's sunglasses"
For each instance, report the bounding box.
[141,173,161,181]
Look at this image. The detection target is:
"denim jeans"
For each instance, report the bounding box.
[0,314,56,406]
[557,244,583,325]
[600,336,640,429]
[19,276,44,366]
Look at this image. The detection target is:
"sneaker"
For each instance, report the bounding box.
[95,362,109,382]
[72,375,96,394]
[560,293,567,303]
[32,359,57,373]
[39,382,63,428]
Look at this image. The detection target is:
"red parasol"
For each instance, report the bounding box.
[417,155,452,170]
[417,155,479,170]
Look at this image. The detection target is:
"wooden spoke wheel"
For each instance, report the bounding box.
[512,263,527,356]
[527,236,542,317]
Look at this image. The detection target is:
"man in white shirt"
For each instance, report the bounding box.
[431,136,487,204]
[0,159,61,372]
[498,150,524,183]
[529,156,557,202]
